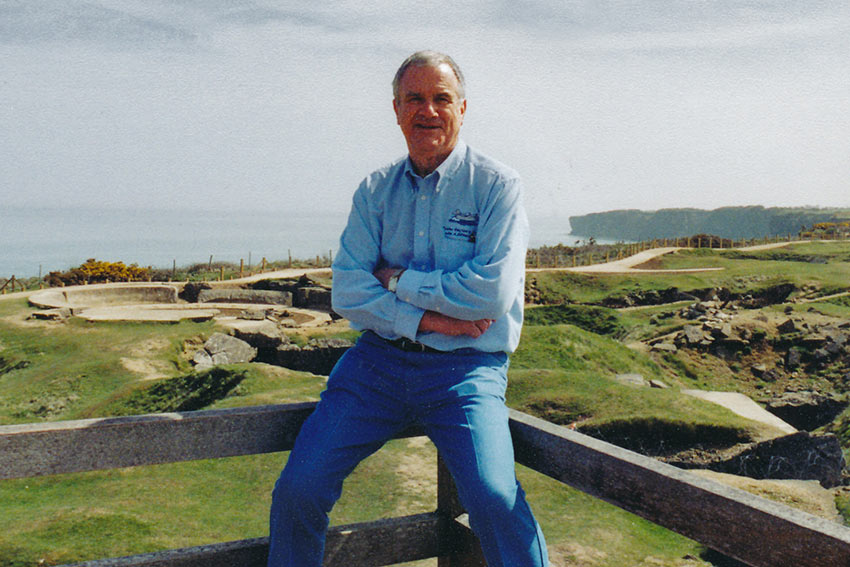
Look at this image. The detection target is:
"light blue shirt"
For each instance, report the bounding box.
[332,141,529,353]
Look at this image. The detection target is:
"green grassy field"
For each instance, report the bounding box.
[2,241,850,566]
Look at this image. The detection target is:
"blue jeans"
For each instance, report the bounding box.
[267,331,548,566]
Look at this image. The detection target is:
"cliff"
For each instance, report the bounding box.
[568,206,850,241]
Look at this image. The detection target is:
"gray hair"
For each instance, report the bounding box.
[392,50,466,101]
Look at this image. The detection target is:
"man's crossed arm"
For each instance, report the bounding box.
[373,266,493,338]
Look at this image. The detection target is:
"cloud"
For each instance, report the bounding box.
[0,1,198,48]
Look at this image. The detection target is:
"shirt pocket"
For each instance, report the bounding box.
[437,222,477,270]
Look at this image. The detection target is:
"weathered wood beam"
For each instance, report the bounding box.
[0,403,316,479]
[509,409,850,567]
[0,403,424,479]
[59,513,445,567]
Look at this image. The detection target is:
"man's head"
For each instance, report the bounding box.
[392,51,467,176]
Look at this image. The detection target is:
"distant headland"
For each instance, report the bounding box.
[569,206,850,241]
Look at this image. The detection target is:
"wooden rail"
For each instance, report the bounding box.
[2,403,850,566]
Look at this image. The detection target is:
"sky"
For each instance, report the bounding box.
[2,1,849,222]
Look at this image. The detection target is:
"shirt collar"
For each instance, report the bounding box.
[403,140,466,187]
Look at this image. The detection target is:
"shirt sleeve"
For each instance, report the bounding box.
[394,175,529,321]
[331,180,425,340]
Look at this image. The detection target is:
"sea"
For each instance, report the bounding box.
[0,207,587,279]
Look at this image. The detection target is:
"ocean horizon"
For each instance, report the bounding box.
[1,206,588,278]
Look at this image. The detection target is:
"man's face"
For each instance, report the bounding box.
[393,63,467,173]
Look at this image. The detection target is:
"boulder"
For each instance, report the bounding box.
[229,320,290,350]
[193,349,214,370]
[765,392,849,431]
[683,325,706,345]
[777,319,798,334]
[295,286,332,309]
[785,348,803,369]
[751,363,768,377]
[180,282,211,303]
[199,333,257,367]
[708,432,845,488]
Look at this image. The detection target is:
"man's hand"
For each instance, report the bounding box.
[374,267,404,289]
[419,310,493,338]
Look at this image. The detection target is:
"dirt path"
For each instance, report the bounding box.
[529,238,831,275]
[528,246,725,275]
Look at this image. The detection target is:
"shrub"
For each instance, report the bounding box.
[45,259,150,286]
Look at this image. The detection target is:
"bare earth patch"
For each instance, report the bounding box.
[394,436,437,515]
[547,542,608,566]
[120,337,174,380]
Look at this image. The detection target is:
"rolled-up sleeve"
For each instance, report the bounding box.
[331,180,425,340]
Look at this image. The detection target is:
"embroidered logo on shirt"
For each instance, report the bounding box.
[443,209,478,243]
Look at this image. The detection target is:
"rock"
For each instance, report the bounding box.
[193,349,213,370]
[614,373,648,387]
[275,338,354,375]
[201,333,257,366]
[751,363,768,377]
[785,348,802,369]
[765,392,849,431]
[180,282,211,302]
[762,368,782,381]
[239,309,268,321]
[651,343,677,353]
[825,341,843,356]
[29,308,72,320]
[649,379,669,389]
[683,325,705,345]
[230,320,290,350]
[295,286,332,309]
[709,432,845,488]
[777,319,797,334]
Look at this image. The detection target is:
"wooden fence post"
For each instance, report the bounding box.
[437,455,486,567]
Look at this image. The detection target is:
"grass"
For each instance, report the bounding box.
[524,304,625,337]
[527,241,850,309]
[4,241,850,565]
[0,295,729,566]
[507,325,769,453]
[0,306,218,425]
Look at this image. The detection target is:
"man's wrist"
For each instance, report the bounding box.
[387,269,404,292]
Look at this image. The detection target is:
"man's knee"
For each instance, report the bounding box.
[273,460,339,514]
[463,472,523,516]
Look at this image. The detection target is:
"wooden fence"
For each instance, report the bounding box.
[2,403,850,566]
[526,233,849,269]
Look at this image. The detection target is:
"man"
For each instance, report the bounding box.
[267,51,549,567]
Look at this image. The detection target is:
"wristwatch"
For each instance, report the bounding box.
[387,270,403,293]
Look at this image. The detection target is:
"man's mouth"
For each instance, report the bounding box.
[415,124,441,130]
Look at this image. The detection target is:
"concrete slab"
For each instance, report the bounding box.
[79,304,218,322]
[682,390,797,435]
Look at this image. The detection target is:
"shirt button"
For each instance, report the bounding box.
[420,195,427,201]
[418,231,425,237]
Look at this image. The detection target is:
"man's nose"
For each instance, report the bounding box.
[419,100,438,117]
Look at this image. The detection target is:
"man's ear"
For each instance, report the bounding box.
[393,98,401,125]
